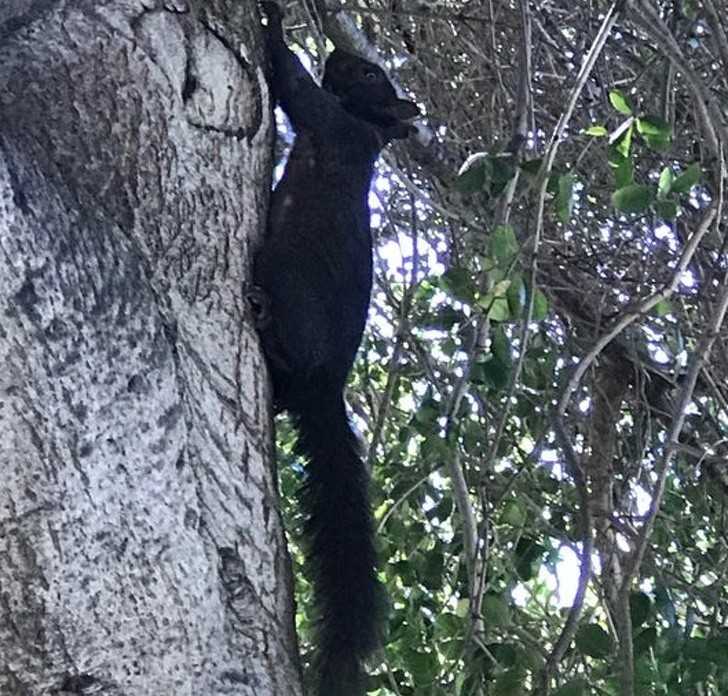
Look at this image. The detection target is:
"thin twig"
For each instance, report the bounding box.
[555,199,718,422]
[529,1,627,691]
[628,0,725,161]
[367,189,420,469]
[535,416,594,694]
[486,0,535,469]
[622,154,727,592]
[703,0,728,76]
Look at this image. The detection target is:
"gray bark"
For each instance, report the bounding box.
[0,1,302,695]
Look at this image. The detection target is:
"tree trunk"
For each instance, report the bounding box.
[0,2,302,694]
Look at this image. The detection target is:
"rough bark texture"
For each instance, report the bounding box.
[0,1,302,695]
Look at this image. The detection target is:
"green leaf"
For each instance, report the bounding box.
[492,279,512,297]
[683,0,698,18]
[490,224,519,266]
[456,153,490,194]
[488,266,506,284]
[488,297,511,321]
[531,287,550,320]
[482,594,511,627]
[685,637,728,663]
[405,648,439,685]
[552,679,587,696]
[612,184,653,213]
[440,266,475,302]
[615,123,634,158]
[414,278,437,303]
[608,146,627,169]
[557,173,576,224]
[585,125,608,136]
[475,358,509,391]
[476,279,511,321]
[636,115,671,138]
[684,637,710,661]
[492,326,512,364]
[634,655,658,688]
[489,642,518,667]
[490,155,517,195]
[419,434,450,461]
[507,274,527,317]
[493,668,526,696]
[455,598,470,618]
[520,158,543,176]
[609,89,633,115]
[500,500,527,527]
[575,623,613,659]
[520,645,544,672]
[474,328,512,388]
[434,612,460,638]
[421,549,445,590]
[654,199,678,220]
[455,165,487,194]
[614,158,634,188]
[414,395,439,427]
[657,167,674,200]
[644,132,672,151]
[670,162,701,194]
[686,659,713,684]
[705,637,728,662]
[635,115,672,151]
[462,420,486,455]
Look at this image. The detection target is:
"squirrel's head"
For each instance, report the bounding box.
[322,50,419,138]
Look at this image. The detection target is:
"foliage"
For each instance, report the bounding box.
[274,1,728,695]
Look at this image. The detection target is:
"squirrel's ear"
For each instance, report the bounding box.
[260,2,284,33]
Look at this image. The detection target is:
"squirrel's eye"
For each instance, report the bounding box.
[363,69,378,81]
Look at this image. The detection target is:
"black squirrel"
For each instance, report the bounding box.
[252,3,418,695]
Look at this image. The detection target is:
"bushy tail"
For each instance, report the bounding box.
[290,392,385,696]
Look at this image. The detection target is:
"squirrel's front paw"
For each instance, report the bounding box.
[246,286,272,329]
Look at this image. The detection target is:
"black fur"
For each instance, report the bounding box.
[253,4,418,695]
